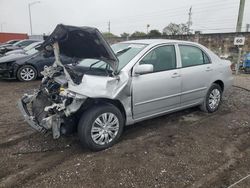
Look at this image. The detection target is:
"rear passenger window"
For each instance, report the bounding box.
[179,45,210,67]
[140,45,176,72]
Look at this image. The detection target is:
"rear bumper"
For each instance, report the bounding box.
[17,95,47,133]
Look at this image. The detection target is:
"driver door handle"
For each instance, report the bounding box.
[171,72,181,78]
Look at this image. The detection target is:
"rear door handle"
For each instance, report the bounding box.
[171,72,181,78]
[206,67,213,72]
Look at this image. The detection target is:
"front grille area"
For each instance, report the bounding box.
[0,63,7,70]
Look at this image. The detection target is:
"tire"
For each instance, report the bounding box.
[245,67,250,74]
[200,83,222,113]
[17,65,37,81]
[78,103,124,151]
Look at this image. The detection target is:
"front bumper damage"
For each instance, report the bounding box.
[18,93,84,139]
[18,94,47,134]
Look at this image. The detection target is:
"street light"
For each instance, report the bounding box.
[28,1,40,35]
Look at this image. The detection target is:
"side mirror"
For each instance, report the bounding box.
[134,64,153,75]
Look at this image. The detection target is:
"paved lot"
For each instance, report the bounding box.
[0,75,250,188]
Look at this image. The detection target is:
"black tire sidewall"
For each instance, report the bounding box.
[78,103,124,151]
[205,84,222,113]
[17,65,37,81]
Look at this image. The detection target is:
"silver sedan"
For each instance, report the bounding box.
[19,34,233,151]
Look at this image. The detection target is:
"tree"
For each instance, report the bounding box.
[131,31,147,38]
[120,32,130,37]
[162,23,189,35]
[148,29,162,37]
[102,32,118,38]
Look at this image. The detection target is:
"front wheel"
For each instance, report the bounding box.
[200,83,222,113]
[78,103,124,151]
[17,65,37,81]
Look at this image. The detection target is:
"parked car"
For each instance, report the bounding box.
[5,41,43,56]
[0,39,21,47]
[0,40,20,51]
[18,24,233,151]
[0,39,41,55]
[0,47,72,81]
[243,53,250,73]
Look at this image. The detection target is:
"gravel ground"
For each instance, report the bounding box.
[0,75,250,188]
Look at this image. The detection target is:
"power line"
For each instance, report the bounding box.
[83,2,239,26]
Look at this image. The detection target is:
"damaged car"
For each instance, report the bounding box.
[18,24,233,151]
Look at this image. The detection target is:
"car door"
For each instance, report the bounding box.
[178,44,213,106]
[132,44,181,120]
[34,52,55,72]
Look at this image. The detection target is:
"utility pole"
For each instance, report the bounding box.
[246,24,250,32]
[236,0,245,32]
[28,1,40,36]
[187,6,192,34]
[108,21,110,33]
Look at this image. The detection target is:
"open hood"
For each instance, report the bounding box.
[41,24,119,72]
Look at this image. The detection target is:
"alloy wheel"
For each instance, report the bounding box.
[208,88,221,110]
[20,67,35,81]
[91,112,120,145]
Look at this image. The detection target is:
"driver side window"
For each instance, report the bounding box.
[140,45,176,72]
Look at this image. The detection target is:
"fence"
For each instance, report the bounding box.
[106,32,250,63]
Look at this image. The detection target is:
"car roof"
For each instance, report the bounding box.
[120,39,198,45]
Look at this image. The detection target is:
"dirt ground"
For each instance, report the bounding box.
[0,75,250,188]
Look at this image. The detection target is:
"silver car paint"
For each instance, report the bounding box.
[62,39,232,126]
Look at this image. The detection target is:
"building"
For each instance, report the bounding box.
[0,32,28,43]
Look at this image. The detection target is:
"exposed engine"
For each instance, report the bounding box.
[25,65,85,138]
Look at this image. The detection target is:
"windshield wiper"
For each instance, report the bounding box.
[89,60,102,70]
[115,47,131,55]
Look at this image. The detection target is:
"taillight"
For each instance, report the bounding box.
[230,63,234,71]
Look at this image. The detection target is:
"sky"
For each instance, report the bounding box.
[0,0,249,36]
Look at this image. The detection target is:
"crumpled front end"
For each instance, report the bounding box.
[18,70,86,139]
[18,94,47,134]
[17,24,128,139]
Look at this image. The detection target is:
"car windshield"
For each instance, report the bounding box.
[23,42,42,51]
[6,40,19,45]
[13,40,25,47]
[25,47,38,55]
[77,43,147,72]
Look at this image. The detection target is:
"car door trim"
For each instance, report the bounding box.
[134,101,201,121]
[135,86,206,107]
[134,92,181,106]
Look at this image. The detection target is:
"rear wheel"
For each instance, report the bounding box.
[200,83,222,113]
[78,103,124,151]
[17,65,37,81]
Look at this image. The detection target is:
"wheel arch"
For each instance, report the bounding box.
[213,80,224,92]
[80,97,127,123]
[15,63,38,77]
